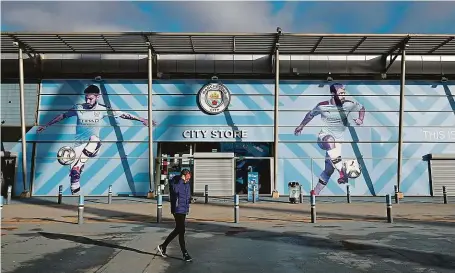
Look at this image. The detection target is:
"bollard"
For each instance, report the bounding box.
[157,194,163,223]
[299,185,303,204]
[386,194,393,223]
[6,185,12,205]
[394,185,399,204]
[78,195,84,225]
[443,186,448,204]
[310,193,316,223]
[234,194,239,223]
[0,196,3,220]
[108,185,112,204]
[204,185,209,204]
[252,185,257,203]
[58,185,63,204]
[346,185,351,204]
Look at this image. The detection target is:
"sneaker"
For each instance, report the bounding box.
[157,245,167,257]
[183,252,193,262]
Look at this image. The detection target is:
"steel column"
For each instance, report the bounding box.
[148,46,155,193]
[397,45,406,192]
[18,46,28,194]
[273,45,280,194]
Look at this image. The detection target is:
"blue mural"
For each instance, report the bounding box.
[8,80,455,197]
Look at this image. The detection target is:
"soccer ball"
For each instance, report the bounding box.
[57,146,76,165]
[343,159,362,179]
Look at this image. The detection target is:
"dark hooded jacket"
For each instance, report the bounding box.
[169,176,191,214]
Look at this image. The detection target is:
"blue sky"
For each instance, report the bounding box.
[1,1,455,33]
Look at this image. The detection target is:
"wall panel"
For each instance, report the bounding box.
[7,79,454,197]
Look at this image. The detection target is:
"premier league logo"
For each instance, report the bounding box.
[197,83,231,115]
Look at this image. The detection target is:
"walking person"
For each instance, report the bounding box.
[157,169,193,262]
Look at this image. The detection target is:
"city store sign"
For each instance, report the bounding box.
[182,129,248,139]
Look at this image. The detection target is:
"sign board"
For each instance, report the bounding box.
[197,83,231,115]
[182,129,248,139]
[247,172,259,202]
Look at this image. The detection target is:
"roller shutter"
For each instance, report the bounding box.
[429,154,455,196]
[193,152,234,197]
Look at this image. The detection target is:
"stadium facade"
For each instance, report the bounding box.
[1,31,455,198]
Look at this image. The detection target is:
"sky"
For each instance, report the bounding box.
[1,1,455,34]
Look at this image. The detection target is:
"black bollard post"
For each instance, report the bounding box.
[58,185,63,204]
[394,185,399,204]
[157,193,163,223]
[6,185,12,205]
[443,186,448,204]
[346,185,351,204]
[234,194,239,223]
[386,194,393,223]
[299,185,303,204]
[252,185,257,203]
[78,195,84,225]
[204,185,209,204]
[310,193,316,223]
[108,185,112,204]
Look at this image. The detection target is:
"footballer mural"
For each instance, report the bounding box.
[294,83,365,196]
[36,84,156,195]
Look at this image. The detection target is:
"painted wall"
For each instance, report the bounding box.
[277,82,455,196]
[9,80,455,196]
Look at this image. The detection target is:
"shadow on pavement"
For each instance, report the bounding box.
[11,196,455,229]
[38,232,158,256]
[4,198,455,272]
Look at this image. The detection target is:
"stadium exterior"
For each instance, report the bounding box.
[1,31,455,198]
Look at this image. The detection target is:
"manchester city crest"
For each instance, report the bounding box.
[197,83,231,115]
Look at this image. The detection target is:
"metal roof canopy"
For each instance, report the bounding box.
[1,32,455,56]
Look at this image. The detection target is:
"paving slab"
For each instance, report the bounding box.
[2,198,455,273]
[2,216,455,273]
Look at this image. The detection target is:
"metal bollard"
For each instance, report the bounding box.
[394,185,399,204]
[234,194,239,223]
[108,185,112,204]
[78,195,84,225]
[386,194,393,223]
[0,196,3,220]
[310,193,316,223]
[204,185,209,204]
[443,186,448,204]
[58,185,63,204]
[6,185,12,205]
[252,185,257,203]
[346,185,351,204]
[299,185,303,204]
[157,194,163,223]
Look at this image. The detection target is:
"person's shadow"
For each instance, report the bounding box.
[38,232,182,260]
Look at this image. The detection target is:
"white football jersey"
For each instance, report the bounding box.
[309,99,363,140]
[64,103,124,145]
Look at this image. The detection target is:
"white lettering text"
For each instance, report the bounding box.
[184,129,248,139]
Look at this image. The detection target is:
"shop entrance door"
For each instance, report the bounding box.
[235,157,273,195]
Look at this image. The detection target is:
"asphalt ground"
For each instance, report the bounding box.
[2,196,455,273]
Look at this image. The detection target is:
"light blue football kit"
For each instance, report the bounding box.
[308,99,364,185]
[308,99,363,143]
[63,102,128,193]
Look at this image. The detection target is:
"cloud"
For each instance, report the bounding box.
[1,1,148,31]
[2,1,454,34]
[391,2,455,33]
[290,2,391,34]
[151,1,299,33]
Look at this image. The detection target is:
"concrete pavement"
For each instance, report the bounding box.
[2,197,455,273]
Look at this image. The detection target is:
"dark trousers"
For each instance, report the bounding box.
[162,213,187,253]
